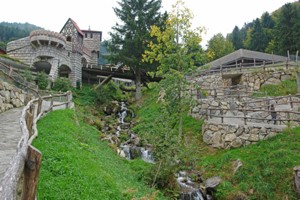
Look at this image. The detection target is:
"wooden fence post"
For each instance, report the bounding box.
[22,145,42,200]
[9,66,13,76]
[67,92,72,109]
[290,95,293,109]
[37,98,42,116]
[50,96,54,111]
[243,102,247,125]
[26,104,35,137]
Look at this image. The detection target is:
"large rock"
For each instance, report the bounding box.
[224,133,236,142]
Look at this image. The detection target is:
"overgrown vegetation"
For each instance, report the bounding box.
[36,71,48,90]
[33,109,167,200]
[52,77,72,92]
[132,82,300,199]
[255,79,297,97]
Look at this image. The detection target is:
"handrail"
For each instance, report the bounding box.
[0,91,73,200]
[195,61,298,77]
[0,61,39,97]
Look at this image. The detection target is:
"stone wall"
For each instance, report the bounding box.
[190,67,297,96]
[202,122,284,149]
[0,79,25,113]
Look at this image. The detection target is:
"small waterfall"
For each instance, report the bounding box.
[140,147,155,163]
[177,171,205,200]
[116,125,121,137]
[120,144,131,160]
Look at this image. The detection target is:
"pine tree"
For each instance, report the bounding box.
[108,0,166,100]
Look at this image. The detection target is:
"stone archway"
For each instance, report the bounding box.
[33,60,51,74]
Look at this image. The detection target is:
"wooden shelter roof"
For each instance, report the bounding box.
[208,49,287,69]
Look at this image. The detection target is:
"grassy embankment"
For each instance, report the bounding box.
[133,83,300,199]
[33,93,168,199]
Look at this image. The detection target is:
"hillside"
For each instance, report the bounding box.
[0,22,42,50]
[33,109,167,200]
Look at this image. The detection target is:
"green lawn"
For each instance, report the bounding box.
[33,109,167,200]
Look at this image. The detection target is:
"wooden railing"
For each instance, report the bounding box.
[202,95,300,126]
[194,60,299,77]
[0,91,73,200]
[0,61,39,96]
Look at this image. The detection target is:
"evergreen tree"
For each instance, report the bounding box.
[108,0,166,100]
[248,18,268,52]
[275,2,300,55]
[229,26,243,50]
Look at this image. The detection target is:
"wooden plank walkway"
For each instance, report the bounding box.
[0,107,23,181]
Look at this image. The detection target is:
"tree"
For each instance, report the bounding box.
[247,18,268,52]
[108,0,166,100]
[229,26,243,50]
[274,2,300,55]
[207,33,234,61]
[143,0,204,140]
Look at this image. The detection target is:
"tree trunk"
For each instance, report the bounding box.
[178,110,182,142]
[135,68,142,100]
[178,81,183,142]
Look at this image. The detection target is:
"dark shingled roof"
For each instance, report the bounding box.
[208,49,287,69]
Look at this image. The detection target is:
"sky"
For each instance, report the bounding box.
[1,0,296,46]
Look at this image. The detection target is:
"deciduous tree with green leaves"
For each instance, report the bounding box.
[206,33,234,61]
[108,0,166,100]
[143,0,204,141]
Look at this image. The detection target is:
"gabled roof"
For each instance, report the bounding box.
[208,49,287,69]
[60,18,84,36]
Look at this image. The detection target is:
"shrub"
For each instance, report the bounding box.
[36,71,48,90]
[52,77,72,92]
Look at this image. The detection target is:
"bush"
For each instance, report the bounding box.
[23,67,33,82]
[52,77,72,92]
[36,71,48,90]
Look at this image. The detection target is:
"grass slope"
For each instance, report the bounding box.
[200,128,300,199]
[33,109,166,200]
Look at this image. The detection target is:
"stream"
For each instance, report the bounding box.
[102,101,217,200]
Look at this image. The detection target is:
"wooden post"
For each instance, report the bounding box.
[26,105,35,137]
[9,66,13,76]
[296,51,299,66]
[37,98,42,116]
[50,96,54,111]
[214,88,217,98]
[243,102,247,125]
[22,145,42,200]
[221,108,224,123]
[290,95,293,109]
[220,65,223,76]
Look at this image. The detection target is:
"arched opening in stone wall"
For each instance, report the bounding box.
[33,60,51,74]
[59,65,71,78]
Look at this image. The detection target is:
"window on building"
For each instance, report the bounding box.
[85,33,87,38]
[66,36,72,42]
[90,33,93,38]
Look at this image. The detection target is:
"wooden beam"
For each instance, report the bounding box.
[22,145,42,200]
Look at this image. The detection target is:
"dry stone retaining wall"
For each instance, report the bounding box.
[202,122,284,149]
[190,68,296,96]
[0,79,25,113]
